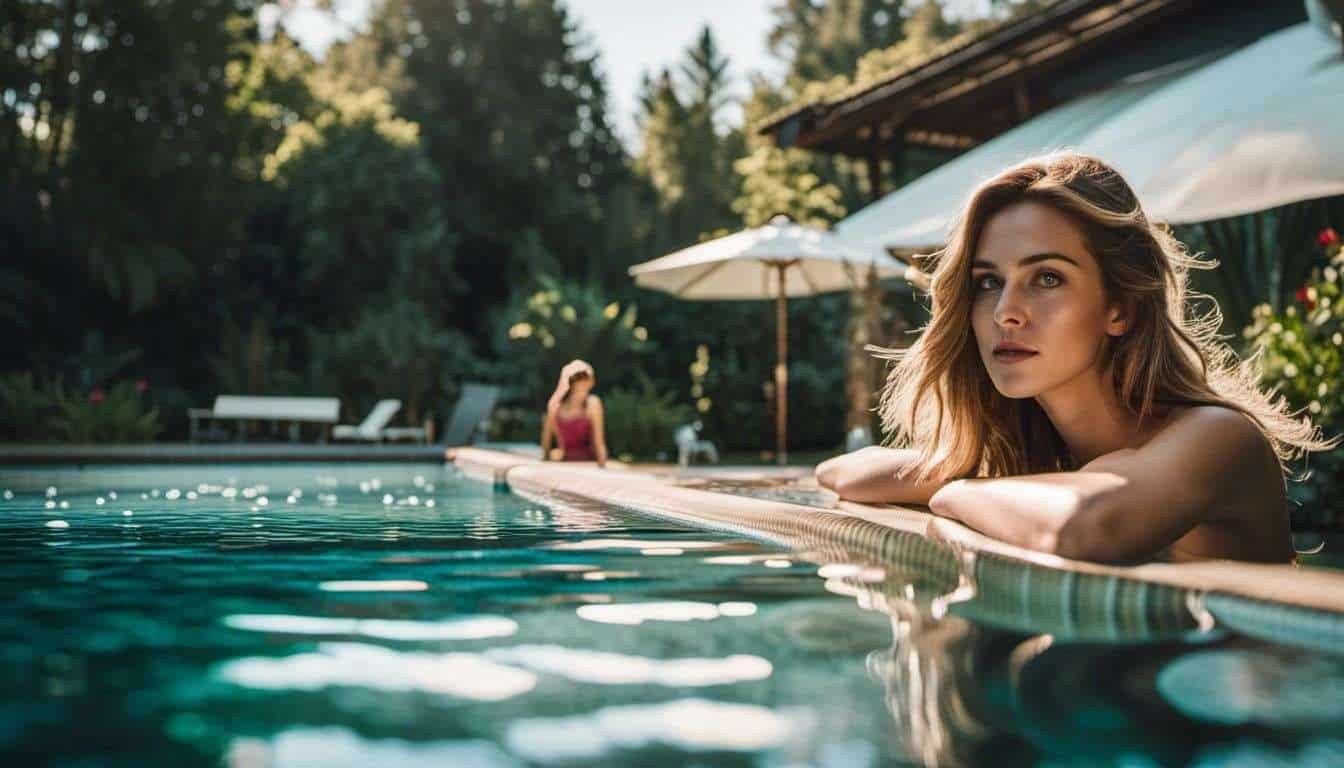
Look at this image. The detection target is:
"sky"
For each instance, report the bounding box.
[267,0,782,147]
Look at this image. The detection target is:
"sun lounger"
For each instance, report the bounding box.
[440,383,500,446]
[189,395,341,442]
[332,399,403,442]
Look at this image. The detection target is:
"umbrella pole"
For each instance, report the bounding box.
[775,263,788,466]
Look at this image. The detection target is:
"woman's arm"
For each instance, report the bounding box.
[539,410,555,460]
[928,408,1275,562]
[589,396,609,467]
[815,446,950,505]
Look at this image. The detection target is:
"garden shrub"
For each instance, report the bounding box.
[1242,227,1344,528]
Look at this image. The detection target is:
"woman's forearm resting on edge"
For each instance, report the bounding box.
[927,471,1182,562]
[815,447,947,506]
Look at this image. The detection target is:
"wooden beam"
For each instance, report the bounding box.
[782,0,1194,156]
[866,127,886,201]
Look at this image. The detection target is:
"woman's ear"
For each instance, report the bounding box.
[1105,299,1131,337]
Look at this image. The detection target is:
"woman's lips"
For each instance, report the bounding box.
[992,349,1038,364]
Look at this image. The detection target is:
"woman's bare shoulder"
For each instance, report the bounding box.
[1141,404,1282,506]
[1150,405,1270,454]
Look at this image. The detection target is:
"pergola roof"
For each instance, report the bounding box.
[757,0,1203,157]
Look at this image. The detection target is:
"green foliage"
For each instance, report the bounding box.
[51,382,161,444]
[853,0,962,84]
[0,375,159,443]
[308,299,475,424]
[503,276,651,400]
[1180,196,1344,332]
[768,0,908,88]
[1,0,1032,453]
[208,314,302,397]
[265,80,456,319]
[635,27,745,250]
[640,294,851,453]
[0,373,52,441]
[66,332,142,391]
[602,389,693,459]
[225,32,320,182]
[1243,229,1344,526]
[733,145,847,227]
[487,406,544,444]
[369,0,634,313]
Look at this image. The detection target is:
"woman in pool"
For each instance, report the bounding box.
[816,153,1334,564]
[540,359,609,467]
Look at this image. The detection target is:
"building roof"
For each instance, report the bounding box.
[758,0,1201,157]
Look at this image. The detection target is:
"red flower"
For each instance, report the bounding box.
[1320,228,1340,247]
[89,388,105,404]
[135,379,149,394]
[1296,286,1316,311]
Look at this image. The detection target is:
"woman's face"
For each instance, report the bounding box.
[568,374,594,399]
[969,201,1126,401]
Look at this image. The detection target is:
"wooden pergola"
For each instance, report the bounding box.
[756,0,1309,437]
[758,0,1307,200]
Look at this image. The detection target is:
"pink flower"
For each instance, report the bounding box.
[89,388,105,404]
[135,379,148,394]
[1320,228,1340,247]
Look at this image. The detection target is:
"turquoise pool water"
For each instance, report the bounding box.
[1,463,1342,767]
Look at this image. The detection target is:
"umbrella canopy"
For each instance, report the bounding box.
[630,217,909,299]
[1085,21,1344,224]
[838,20,1344,253]
[836,64,1188,251]
[628,216,905,464]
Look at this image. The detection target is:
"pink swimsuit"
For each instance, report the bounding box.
[555,410,595,461]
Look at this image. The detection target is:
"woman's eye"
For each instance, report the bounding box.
[973,274,1000,291]
[1037,271,1062,288]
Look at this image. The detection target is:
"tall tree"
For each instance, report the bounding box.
[635,26,743,251]
[2,0,267,395]
[769,0,907,88]
[363,0,632,334]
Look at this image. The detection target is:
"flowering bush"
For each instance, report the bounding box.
[1243,227,1344,527]
[0,373,161,443]
[504,276,651,392]
[51,381,161,443]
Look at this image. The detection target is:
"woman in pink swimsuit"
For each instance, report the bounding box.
[540,359,609,466]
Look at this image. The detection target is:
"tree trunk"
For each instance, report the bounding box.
[45,0,79,179]
[845,266,885,435]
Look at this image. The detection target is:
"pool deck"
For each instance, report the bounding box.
[447,446,1344,653]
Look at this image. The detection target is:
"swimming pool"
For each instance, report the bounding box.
[2,462,1342,766]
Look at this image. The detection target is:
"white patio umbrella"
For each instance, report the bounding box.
[628,215,908,464]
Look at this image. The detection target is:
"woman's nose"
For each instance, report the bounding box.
[994,287,1027,327]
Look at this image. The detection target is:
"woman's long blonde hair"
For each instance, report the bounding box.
[874,152,1333,483]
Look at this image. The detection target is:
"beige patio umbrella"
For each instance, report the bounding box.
[628,215,908,465]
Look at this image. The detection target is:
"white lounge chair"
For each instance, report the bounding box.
[675,423,719,468]
[332,399,404,442]
[189,395,342,442]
